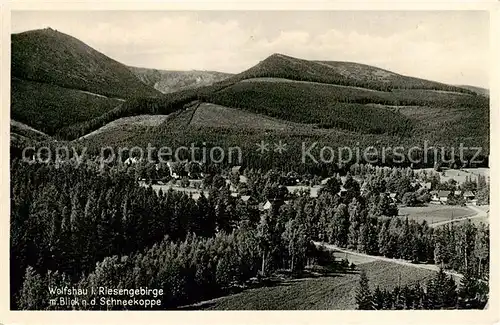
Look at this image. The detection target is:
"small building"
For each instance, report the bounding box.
[124,157,139,165]
[389,192,398,203]
[463,191,475,201]
[435,190,451,203]
[454,190,462,197]
[231,166,242,174]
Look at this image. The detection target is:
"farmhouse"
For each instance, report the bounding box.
[432,190,451,204]
[463,191,475,201]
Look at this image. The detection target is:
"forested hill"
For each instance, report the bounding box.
[225,53,477,94]
[12,28,160,99]
[10,29,488,151]
[11,28,161,135]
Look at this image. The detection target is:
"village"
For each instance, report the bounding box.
[134,159,490,227]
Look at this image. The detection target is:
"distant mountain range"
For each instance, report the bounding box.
[10,28,489,167]
[129,67,232,94]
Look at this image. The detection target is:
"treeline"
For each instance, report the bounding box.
[356,268,488,310]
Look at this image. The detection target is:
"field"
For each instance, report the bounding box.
[414,168,490,184]
[332,251,377,265]
[190,102,307,131]
[191,260,437,310]
[80,114,172,139]
[398,205,475,224]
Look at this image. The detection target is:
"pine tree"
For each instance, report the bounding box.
[373,286,385,310]
[458,268,480,309]
[17,266,46,310]
[355,270,374,310]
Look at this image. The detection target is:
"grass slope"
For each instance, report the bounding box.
[12,28,160,99]
[129,67,232,94]
[192,260,436,310]
[398,205,475,224]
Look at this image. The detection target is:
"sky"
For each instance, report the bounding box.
[12,11,490,88]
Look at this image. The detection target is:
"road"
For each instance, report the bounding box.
[429,205,489,228]
[313,241,464,279]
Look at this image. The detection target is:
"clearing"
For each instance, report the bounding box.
[190,260,436,310]
[398,205,475,224]
[79,114,172,140]
[189,102,316,131]
[414,168,489,184]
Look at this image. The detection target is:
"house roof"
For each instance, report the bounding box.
[463,191,475,197]
[241,195,251,202]
[263,201,272,210]
[231,166,241,173]
[454,190,462,196]
[438,190,451,197]
[389,193,397,198]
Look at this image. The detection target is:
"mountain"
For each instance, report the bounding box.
[225,53,476,94]
[10,28,488,168]
[12,28,160,98]
[11,28,161,135]
[72,53,489,170]
[129,67,232,94]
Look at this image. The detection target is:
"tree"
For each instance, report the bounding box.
[282,219,309,272]
[373,286,385,310]
[321,177,341,196]
[458,268,488,309]
[256,212,273,277]
[426,268,457,309]
[17,266,46,310]
[333,204,349,247]
[402,192,418,207]
[356,270,374,310]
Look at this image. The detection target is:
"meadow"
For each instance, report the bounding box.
[192,260,437,310]
[398,205,475,224]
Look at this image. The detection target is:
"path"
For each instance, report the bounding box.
[313,241,464,279]
[429,205,488,228]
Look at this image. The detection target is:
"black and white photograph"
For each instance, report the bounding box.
[3,6,497,319]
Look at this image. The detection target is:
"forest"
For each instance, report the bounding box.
[11,157,489,310]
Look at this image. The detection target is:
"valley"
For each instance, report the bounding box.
[9,25,490,312]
